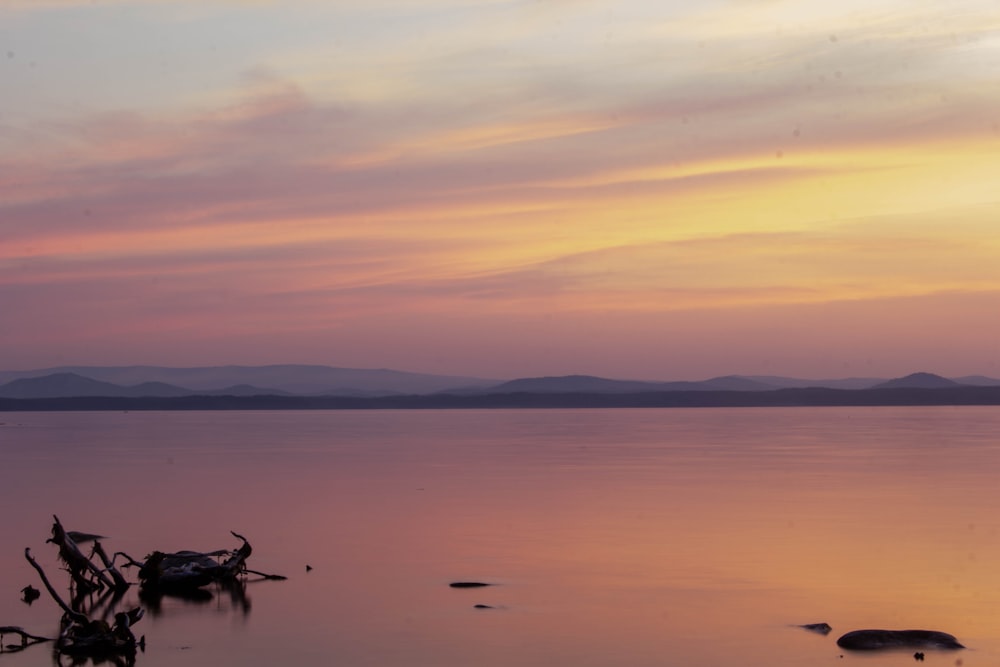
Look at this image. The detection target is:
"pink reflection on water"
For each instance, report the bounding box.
[1,408,998,666]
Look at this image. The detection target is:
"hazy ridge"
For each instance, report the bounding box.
[0,365,497,398]
[1,366,999,403]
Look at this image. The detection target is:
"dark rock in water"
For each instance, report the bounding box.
[799,622,832,635]
[449,582,491,588]
[306,564,313,572]
[914,652,925,661]
[473,604,494,609]
[21,585,41,604]
[836,630,965,650]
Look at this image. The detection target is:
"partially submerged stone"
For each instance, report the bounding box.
[799,622,832,635]
[19,586,40,604]
[449,582,491,588]
[836,629,965,650]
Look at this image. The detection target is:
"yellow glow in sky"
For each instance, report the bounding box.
[2,0,999,377]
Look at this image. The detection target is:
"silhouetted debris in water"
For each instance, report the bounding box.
[473,604,494,609]
[66,530,106,544]
[24,544,144,664]
[47,515,119,593]
[836,629,965,650]
[914,651,925,661]
[19,586,40,604]
[306,564,313,572]
[138,531,255,592]
[4,516,286,663]
[0,625,50,653]
[449,582,491,588]
[0,625,52,653]
[799,622,832,635]
[245,568,287,581]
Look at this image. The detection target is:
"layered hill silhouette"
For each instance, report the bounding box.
[871,372,962,390]
[0,373,292,399]
[476,374,776,394]
[0,365,496,398]
[2,366,1000,407]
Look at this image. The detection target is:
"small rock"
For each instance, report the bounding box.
[449,582,491,588]
[21,585,41,604]
[837,629,964,650]
[799,622,832,635]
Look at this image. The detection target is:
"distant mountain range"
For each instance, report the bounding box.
[1,365,999,401]
[0,365,496,399]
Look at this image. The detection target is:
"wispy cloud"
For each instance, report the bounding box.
[2,0,999,375]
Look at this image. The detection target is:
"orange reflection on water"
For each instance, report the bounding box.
[1,407,998,667]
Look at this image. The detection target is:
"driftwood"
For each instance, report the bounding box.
[55,610,145,660]
[92,540,130,591]
[139,531,254,591]
[24,547,89,625]
[47,515,117,593]
[24,545,144,663]
[246,568,288,581]
[5,519,285,662]
[0,625,51,653]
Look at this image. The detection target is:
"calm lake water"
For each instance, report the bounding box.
[1,407,999,666]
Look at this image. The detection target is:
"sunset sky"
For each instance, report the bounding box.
[2,0,999,380]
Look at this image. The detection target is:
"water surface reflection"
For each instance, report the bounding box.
[1,407,998,666]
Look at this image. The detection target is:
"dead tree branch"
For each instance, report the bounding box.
[244,568,288,581]
[92,541,130,592]
[0,626,51,652]
[23,548,88,625]
[9,519,282,661]
[48,515,114,592]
